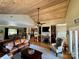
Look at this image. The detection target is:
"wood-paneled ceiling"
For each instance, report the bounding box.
[0,0,69,22]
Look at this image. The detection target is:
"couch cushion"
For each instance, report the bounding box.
[5,42,14,51]
[0,54,11,59]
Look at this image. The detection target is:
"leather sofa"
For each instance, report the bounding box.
[0,39,29,58]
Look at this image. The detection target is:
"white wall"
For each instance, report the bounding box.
[0,14,35,27]
[65,0,79,28]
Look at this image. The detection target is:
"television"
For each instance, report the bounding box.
[8,29,17,36]
[42,27,49,32]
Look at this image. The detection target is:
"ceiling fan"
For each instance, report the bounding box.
[35,8,45,26]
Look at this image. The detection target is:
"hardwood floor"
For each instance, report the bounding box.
[62,52,72,59]
[30,44,73,59]
[30,38,72,59]
[30,38,50,49]
[13,44,73,59]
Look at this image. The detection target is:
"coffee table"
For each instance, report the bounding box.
[21,48,42,59]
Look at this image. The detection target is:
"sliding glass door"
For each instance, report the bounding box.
[78,31,79,59]
[69,30,78,59]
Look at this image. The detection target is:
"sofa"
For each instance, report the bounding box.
[0,39,29,58]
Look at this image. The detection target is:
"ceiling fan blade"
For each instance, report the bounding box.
[41,23,46,25]
[41,23,46,24]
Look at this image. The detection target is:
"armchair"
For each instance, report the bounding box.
[50,38,63,56]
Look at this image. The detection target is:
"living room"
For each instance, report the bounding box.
[0,22,68,59]
[0,0,78,59]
